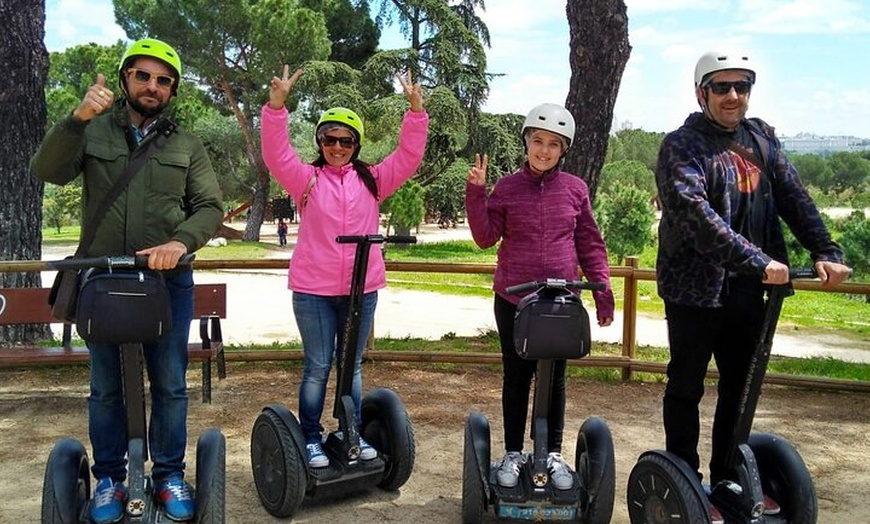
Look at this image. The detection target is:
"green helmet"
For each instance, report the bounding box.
[316,107,365,145]
[118,38,182,93]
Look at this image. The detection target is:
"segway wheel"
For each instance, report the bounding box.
[626,453,708,524]
[41,438,90,524]
[361,387,416,491]
[461,413,490,524]
[250,406,308,518]
[749,432,818,524]
[575,417,615,524]
[194,428,226,524]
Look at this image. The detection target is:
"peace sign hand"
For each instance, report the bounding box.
[396,71,424,112]
[269,65,303,110]
[468,153,488,186]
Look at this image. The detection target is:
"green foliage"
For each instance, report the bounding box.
[416,85,469,185]
[300,0,380,69]
[839,211,870,279]
[425,158,469,227]
[382,180,426,235]
[42,184,82,232]
[45,41,128,125]
[606,128,664,172]
[789,153,835,189]
[596,183,656,263]
[466,112,525,180]
[370,0,490,112]
[599,159,656,199]
[190,111,251,202]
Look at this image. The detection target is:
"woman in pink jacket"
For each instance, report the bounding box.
[261,65,428,468]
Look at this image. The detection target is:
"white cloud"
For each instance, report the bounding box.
[737,0,870,35]
[45,0,127,51]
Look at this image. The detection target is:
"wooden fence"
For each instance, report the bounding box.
[2,257,868,392]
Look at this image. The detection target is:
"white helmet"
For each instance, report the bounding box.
[521,103,576,148]
[694,51,756,87]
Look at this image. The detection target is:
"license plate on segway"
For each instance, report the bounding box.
[497,502,577,521]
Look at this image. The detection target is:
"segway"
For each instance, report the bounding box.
[462,278,616,523]
[626,269,819,524]
[250,235,417,519]
[40,254,226,523]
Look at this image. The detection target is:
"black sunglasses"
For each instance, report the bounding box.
[707,80,752,95]
[127,68,176,88]
[320,136,357,148]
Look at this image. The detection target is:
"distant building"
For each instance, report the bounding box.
[780,134,870,155]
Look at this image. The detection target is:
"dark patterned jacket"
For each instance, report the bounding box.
[655,112,843,307]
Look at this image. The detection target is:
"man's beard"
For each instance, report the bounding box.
[127,96,168,119]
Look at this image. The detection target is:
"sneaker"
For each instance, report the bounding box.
[497,451,524,488]
[709,502,725,524]
[763,493,781,515]
[359,437,377,460]
[155,475,195,522]
[546,452,574,490]
[90,477,126,524]
[306,441,330,468]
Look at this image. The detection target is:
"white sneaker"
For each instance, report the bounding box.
[547,452,574,490]
[497,451,525,487]
[306,441,329,468]
[359,437,377,460]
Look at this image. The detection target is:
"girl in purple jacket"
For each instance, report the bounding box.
[465,103,615,491]
[261,65,428,469]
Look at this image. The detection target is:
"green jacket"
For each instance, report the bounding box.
[31,103,223,256]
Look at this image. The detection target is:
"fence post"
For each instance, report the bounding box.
[622,256,639,381]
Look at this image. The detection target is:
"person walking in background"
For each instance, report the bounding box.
[277,218,288,246]
[31,38,223,523]
[260,65,428,468]
[465,103,615,491]
[655,50,851,522]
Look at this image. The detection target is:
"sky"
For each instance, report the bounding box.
[44,0,870,138]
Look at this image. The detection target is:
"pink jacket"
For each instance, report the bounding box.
[261,104,429,295]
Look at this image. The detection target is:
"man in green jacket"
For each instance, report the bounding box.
[31,38,222,523]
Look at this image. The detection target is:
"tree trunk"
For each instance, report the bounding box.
[562,0,631,203]
[0,0,52,344]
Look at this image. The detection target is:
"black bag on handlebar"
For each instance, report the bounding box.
[513,289,592,360]
[75,269,172,344]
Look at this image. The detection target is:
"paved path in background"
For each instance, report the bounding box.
[41,222,870,363]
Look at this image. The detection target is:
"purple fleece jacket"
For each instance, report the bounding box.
[465,162,615,321]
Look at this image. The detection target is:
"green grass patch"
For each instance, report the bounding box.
[196,241,285,260]
[42,226,82,244]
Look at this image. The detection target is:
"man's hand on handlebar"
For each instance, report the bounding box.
[136,241,188,271]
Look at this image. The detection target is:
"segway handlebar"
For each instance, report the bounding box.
[506,278,606,295]
[788,267,817,280]
[336,234,417,245]
[46,253,196,272]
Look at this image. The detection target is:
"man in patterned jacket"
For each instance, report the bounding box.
[654,50,850,520]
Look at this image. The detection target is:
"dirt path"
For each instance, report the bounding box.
[0,362,867,523]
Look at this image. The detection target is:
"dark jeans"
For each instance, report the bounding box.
[494,294,566,454]
[663,278,765,483]
[87,269,194,483]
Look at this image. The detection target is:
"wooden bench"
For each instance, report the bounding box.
[0,284,227,403]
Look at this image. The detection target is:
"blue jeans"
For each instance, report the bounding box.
[87,269,194,482]
[293,291,377,443]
